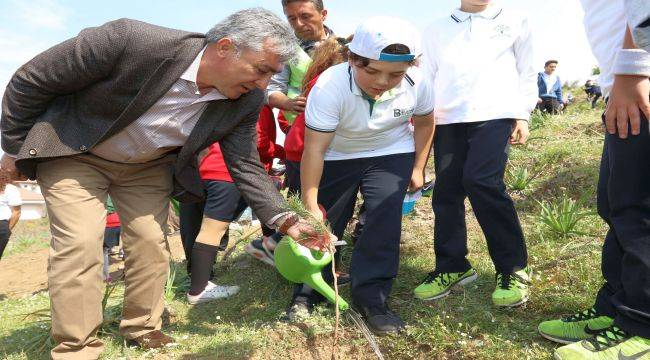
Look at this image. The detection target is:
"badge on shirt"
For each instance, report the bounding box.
[492,24,512,39]
[394,108,415,118]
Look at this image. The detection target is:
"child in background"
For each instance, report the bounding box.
[0,172,21,260]
[103,196,120,282]
[181,105,284,304]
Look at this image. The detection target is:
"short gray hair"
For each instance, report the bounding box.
[281,0,325,11]
[206,8,298,63]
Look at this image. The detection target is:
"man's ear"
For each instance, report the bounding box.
[321,9,328,22]
[214,38,236,58]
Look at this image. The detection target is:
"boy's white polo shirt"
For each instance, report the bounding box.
[422,5,538,125]
[305,62,434,161]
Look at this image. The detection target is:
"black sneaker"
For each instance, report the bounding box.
[353,303,406,336]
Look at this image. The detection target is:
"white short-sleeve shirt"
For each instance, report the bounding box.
[0,184,22,220]
[305,63,434,161]
[422,6,538,124]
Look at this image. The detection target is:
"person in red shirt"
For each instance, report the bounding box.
[103,197,121,282]
[180,105,285,304]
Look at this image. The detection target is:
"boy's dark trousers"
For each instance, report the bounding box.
[594,113,650,338]
[432,118,527,274]
[538,98,563,114]
[293,153,414,308]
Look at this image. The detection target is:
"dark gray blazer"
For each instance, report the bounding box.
[0,18,285,223]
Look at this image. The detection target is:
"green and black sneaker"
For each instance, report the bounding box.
[413,268,478,301]
[539,308,614,344]
[554,325,650,359]
[492,267,532,307]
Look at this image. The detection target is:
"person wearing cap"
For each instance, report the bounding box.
[415,0,537,308]
[245,0,335,266]
[300,16,435,335]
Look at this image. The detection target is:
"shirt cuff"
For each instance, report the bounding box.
[267,211,295,229]
[613,49,650,77]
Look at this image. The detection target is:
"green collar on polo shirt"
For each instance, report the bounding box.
[451,5,503,23]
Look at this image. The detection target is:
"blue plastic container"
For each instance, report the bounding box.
[402,190,422,215]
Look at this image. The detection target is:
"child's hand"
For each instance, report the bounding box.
[605,75,650,139]
[409,169,425,192]
[510,120,530,145]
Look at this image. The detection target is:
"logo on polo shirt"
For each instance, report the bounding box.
[394,108,414,118]
[492,24,511,39]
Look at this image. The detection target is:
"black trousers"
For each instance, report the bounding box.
[0,220,10,259]
[538,97,562,114]
[285,160,301,196]
[432,119,527,274]
[293,153,414,308]
[594,113,650,338]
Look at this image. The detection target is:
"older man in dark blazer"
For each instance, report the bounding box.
[0,8,329,360]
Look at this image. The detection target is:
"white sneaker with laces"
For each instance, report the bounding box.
[186,281,240,305]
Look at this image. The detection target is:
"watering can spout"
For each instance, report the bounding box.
[274,236,349,310]
[307,271,349,310]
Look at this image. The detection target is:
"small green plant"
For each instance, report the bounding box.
[506,163,546,191]
[537,194,595,237]
[507,166,533,191]
[284,195,330,237]
[164,263,178,304]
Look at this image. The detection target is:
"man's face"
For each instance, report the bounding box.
[199,38,284,100]
[283,1,327,41]
[545,63,557,74]
[351,59,411,99]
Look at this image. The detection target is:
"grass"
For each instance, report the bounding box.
[2,218,50,257]
[0,91,609,359]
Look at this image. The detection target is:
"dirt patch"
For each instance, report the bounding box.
[0,246,49,298]
[0,233,187,299]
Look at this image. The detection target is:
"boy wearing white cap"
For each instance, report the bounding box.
[415,0,537,307]
[298,16,435,334]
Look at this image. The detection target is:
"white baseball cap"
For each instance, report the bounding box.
[348,16,421,62]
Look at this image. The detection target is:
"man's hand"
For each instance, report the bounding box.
[285,218,336,252]
[510,120,530,145]
[409,168,425,192]
[537,98,543,104]
[283,96,307,113]
[605,75,650,139]
[0,154,25,181]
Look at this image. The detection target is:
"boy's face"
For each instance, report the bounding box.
[545,63,557,74]
[351,59,411,99]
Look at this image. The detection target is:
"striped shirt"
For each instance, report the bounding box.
[91,48,226,163]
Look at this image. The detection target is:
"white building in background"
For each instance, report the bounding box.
[13,181,46,220]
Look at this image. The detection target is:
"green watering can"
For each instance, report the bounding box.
[274,236,349,310]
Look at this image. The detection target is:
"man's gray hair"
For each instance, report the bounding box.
[281,0,325,11]
[206,8,298,63]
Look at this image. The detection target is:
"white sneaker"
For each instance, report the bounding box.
[186,281,240,305]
